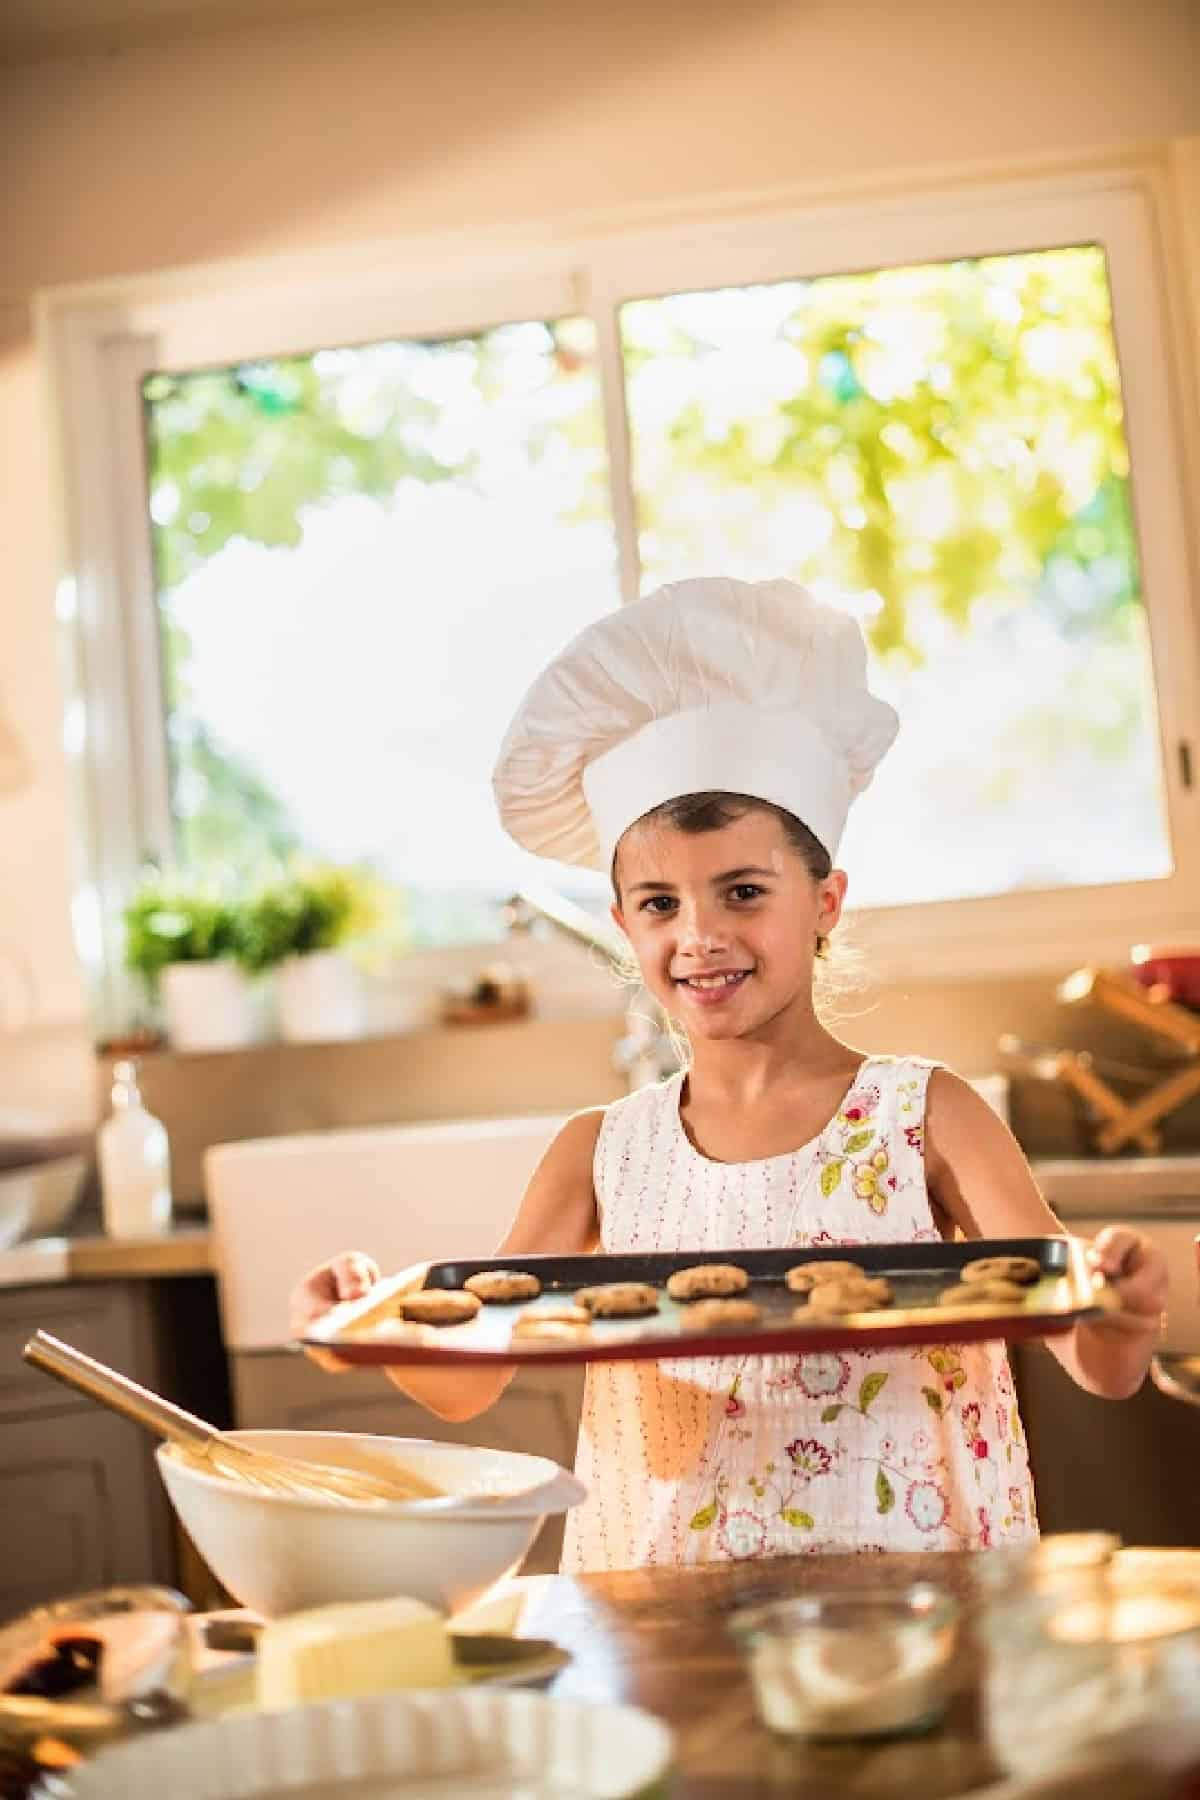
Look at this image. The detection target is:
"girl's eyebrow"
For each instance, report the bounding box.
[626,865,775,895]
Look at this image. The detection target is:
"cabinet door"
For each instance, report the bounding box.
[0,1411,172,1618]
[1013,1342,1200,1545]
[0,1283,150,1424]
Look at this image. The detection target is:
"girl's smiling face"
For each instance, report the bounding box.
[611,804,847,1039]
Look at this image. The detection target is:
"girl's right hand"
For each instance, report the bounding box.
[290,1250,380,1371]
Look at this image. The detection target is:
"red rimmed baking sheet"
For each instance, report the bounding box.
[304,1236,1111,1366]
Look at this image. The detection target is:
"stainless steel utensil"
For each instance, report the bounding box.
[23,1331,444,1505]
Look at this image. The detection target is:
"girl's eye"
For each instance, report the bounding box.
[729,884,765,902]
[640,895,677,915]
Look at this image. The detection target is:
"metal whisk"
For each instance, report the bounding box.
[23,1332,445,1506]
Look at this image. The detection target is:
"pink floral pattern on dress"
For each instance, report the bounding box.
[786,1438,833,1478]
[562,1055,1040,1573]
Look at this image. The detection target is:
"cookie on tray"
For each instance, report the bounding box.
[785,1260,868,1294]
[960,1255,1041,1287]
[397,1288,482,1326]
[576,1281,660,1319]
[802,1276,893,1316]
[939,1278,1028,1308]
[679,1297,762,1331]
[525,1304,591,1326]
[666,1263,751,1301]
[357,1318,434,1345]
[511,1316,592,1344]
[464,1269,542,1303]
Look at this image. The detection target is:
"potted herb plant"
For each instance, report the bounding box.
[239,862,385,1042]
[123,874,259,1051]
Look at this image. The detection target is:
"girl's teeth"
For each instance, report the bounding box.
[687,973,744,988]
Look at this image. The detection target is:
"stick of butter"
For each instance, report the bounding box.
[255,1596,456,1708]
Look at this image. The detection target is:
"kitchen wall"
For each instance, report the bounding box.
[2,0,1199,1131]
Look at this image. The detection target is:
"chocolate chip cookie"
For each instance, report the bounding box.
[397,1288,482,1326]
[576,1281,660,1319]
[679,1297,763,1331]
[802,1276,893,1316]
[464,1270,542,1303]
[525,1303,591,1326]
[511,1315,592,1343]
[939,1278,1027,1308]
[961,1255,1041,1286]
[785,1260,868,1294]
[666,1263,751,1301]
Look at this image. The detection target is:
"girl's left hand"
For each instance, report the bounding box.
[1086,1226,1170,1337]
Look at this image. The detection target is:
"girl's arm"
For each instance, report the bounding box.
[924,1070,1168,1400]
[289,1108,603,1422]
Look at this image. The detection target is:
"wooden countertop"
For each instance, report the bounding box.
[518,1551,1001,1799]
[0,1221,211,1286]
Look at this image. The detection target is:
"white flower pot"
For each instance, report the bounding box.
[160,960,258,1052]
[275,949,364,1043]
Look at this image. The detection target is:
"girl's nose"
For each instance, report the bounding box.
[677,904,728,957]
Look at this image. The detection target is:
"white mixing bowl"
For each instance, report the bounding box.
[157,1430,586,1617]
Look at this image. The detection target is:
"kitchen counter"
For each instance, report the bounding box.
[1032,1153,1200,1216]
[0,1215,211,1286]
[498,1552,1190,1798]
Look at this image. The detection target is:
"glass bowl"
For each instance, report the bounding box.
[972,1531,1121,1597]
[983,1572,1200,1781]
[731,1582,959,1740]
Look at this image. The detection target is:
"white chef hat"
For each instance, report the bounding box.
[493,575,898,871]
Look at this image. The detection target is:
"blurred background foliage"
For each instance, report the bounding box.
[142,246,1150,910]
[620,246,1136,664]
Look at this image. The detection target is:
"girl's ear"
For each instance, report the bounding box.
[610,899,630,939]
[818,869,849,936]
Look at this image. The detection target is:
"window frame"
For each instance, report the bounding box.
[41,156,1200,1030]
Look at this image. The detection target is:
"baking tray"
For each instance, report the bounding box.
[305,1236,1113,1367]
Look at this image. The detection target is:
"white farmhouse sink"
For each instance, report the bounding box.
[0,1152,87,1252]
[205,1114,566,1350]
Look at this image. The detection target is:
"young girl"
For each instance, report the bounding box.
[293,576,1168,1569]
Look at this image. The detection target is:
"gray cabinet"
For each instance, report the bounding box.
[232,1352,584,1573]
[1013,1342,1200,1545]
[0,1277,228,1619]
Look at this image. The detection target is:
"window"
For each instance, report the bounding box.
[46,160,1200,1022]
[142,318,617,944]
[619,246,1169,910]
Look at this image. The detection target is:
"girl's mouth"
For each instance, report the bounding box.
[673,969,752,1005]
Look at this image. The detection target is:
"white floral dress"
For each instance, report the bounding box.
[561,1055,1038,1573]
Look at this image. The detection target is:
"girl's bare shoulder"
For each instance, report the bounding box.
[500,1109,603,1256]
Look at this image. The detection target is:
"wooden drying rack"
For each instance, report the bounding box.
[1027,968,1200,1155]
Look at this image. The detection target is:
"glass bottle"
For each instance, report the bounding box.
[98,1060,172,1237]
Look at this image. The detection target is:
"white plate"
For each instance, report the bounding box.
[62,1688,672,1798]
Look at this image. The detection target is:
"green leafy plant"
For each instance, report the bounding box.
[122,873,243,993]
[237,862,389,974]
